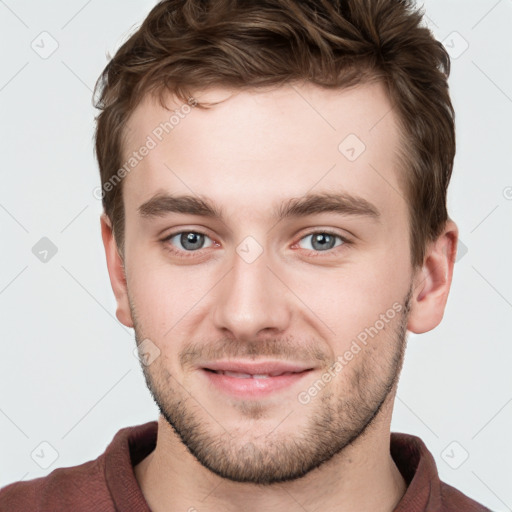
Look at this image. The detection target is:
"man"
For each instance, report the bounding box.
[0,0,492,510]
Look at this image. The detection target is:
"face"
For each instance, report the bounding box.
[117,82,417,484]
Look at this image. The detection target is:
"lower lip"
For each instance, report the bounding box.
[201,369,313,398]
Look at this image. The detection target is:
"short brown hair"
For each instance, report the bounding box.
[93,0,455,269]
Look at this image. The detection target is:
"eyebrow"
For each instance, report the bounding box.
[137,191,381,223]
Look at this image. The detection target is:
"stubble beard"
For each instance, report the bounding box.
[131,287,412,485]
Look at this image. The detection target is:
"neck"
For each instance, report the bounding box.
[134,404,407,512]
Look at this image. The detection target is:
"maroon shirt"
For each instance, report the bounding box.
[0,421,491,511]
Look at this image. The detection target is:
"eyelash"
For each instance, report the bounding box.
[161,229,351,259]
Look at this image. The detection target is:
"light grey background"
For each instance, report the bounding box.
[1,1,511,510]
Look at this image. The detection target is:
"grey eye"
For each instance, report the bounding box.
[168,232,214,251]
[298,233,344,252]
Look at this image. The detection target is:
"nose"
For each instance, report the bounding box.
[212,247,293,342]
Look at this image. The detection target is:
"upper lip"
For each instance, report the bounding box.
[201,360,314,375]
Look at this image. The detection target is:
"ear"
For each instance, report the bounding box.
[407,219,458,334]
[100,213,134,328]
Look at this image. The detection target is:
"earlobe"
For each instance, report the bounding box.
[100,213,134,328]
[407,220,458,334]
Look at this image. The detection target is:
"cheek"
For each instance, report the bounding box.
[295,244,410,349]
[127,254,215,333]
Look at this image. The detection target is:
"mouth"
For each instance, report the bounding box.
[199,360,315,398]
[203,369,307,379]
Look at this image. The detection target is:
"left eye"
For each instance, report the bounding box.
[166,232,215,251]
[297,232,345,252]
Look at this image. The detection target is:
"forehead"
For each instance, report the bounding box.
[121,82,406,224]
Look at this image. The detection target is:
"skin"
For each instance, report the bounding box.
[101,81,458,512]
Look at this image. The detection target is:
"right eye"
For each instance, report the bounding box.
[162,231,216,255]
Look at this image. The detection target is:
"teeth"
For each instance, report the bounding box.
[215,370,297,378]
[222,371,252,379]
